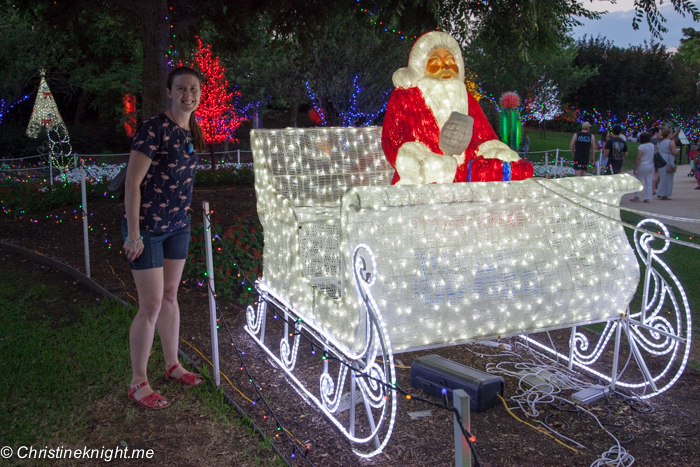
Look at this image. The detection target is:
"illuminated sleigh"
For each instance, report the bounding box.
[248,127,691,457]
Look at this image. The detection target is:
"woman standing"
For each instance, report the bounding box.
[123,66,206,409]
[632,133,654,203]
[656,128,679,201]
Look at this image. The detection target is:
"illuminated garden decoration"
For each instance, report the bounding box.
[46,126,74,182]
[228,31,693,460]
[26,71,67,139]
[524,78,561,139]
[245,124,693,458]
[305,76,390,127]
[464,69,483,101]
[190,38,246,168]
[381,31,532,184]
[0,94,30,126]
[122,94,137,137]
[498,92,521,151]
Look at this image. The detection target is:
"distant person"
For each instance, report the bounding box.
[519,132,530,160]
[604,125,628,175]
[632,133,654,203]
[656,128,679,200]
[597,130,609,174]
[569,121,595,177]
[650,127,661,194]
[123,66,206,410]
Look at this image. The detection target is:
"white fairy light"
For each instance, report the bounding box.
[248,125,691,459]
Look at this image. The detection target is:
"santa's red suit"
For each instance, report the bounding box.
[383,87,533,184]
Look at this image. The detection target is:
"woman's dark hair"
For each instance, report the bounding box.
[639,133,651,144]
[651,127,660,136]
[167,66,206,152]
[600,130,608,141]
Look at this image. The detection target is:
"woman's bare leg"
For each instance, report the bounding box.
[158,259,189,378]
[129,267,165,406]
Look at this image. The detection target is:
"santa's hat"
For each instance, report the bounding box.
[392,31,465,88]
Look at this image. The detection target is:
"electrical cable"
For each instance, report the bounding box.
[206,286,315,466]
[203,212,481,466]
[496,394,580,453]
[180,338,311,451]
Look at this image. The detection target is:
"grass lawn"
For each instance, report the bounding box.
[619,211,700,370]
[524,128,641,172]
[0,253,281,466]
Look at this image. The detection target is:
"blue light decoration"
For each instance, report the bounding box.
[0,95,31,125]
[305,81,327,126]
[341,75,391,127]
[306,76,390,127]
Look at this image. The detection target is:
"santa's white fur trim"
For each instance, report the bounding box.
[392,31,465,88]
[415,76,469,129]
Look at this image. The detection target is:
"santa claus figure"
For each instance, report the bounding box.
[382,31,533,184]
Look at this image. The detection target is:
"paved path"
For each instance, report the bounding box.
[617,163,700,236]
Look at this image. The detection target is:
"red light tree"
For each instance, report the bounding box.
[190,37,245,169]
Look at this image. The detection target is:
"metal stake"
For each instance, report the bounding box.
[641,243,654,323]
[80,160,90,277]
[611,320,622,389]
[453,389,471,467]
[259,300,267,346]
[203,201,221,387]
[568,326,576,370]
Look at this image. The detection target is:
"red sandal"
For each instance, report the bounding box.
[166,362,204,386]
[128,381,169,410]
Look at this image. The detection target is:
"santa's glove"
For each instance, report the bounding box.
[476,140,521,162]
[395,142,457,185]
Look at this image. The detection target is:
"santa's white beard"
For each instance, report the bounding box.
[415,76,469,129]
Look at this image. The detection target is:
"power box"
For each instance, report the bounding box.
[410,354,504,412]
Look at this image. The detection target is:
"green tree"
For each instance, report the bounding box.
[677,27,700,66]
[567,36,695,117]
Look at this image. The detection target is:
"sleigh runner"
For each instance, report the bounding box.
[244,126,691,457]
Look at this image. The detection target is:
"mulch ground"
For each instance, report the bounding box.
[2,184,699,467]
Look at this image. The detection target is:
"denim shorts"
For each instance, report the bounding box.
[121,218,191,270]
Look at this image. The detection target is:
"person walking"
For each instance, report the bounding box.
[632,133,654,203]
[597,130,609,174]
[569,121,595,177]
[656,128,679,200]
[604,125,628,175]
[519,132,530,160]
[123,66,206,409]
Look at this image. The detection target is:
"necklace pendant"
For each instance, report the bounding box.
[187,142,194,154]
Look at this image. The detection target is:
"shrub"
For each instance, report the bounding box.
[194,165,254,187]
[0,180,112,217]
[184,212,263,305]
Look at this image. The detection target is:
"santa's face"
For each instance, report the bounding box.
[425,48,459,80]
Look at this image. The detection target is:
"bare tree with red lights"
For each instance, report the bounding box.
[191,37,245,169]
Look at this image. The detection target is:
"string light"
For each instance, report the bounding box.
[187,38,246,147]
[0,94,30,125]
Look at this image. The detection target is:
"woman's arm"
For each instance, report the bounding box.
[669,139,679,156]
[123,150,152,261]
[634,147,642,175]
